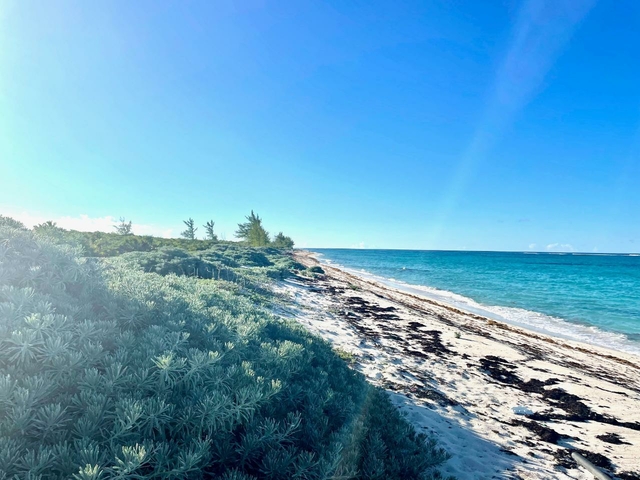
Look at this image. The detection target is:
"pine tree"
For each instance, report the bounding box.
[236,211,270,247]
[204,220,218,241]
[271,232,294,249]
[181,218,198,240]
[114,217,133,235]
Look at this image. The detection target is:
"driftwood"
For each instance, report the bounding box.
[571,452,611,480]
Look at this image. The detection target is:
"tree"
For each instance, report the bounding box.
[36,220,58,229]
[235,211,270,246]
[271,232,294,249]
[114,217,133,235]
[203,220,218,241]
[181,218,197,240]
[33,221,65,239]
[0,215,26,229]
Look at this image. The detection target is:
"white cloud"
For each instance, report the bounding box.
[528,243,537,250]
[2,211,175,238]
[546,243,575,252]
[351,241,366,249]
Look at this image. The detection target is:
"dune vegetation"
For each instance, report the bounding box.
[0,216,451,479]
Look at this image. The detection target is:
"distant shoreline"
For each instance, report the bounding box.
[304,248,640,357]
[298,249,640,363]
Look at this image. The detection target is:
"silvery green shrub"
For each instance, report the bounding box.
[0,224,451,479]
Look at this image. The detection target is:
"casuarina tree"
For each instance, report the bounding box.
[203,220,218,241]
[236,211,270,246]
[181,218,198,240]
[114,217,133,235]
[272,232,294,249]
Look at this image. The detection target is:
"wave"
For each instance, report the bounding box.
[315,255,640,357]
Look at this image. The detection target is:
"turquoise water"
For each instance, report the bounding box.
[310,249,640,355]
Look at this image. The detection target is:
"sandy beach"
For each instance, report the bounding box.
[273,251,640,480]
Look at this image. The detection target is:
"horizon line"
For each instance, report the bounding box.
[301,247,640,256]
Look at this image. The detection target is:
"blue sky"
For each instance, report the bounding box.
[1,0,639,252]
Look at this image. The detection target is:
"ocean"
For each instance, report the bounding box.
[310,249,640,356]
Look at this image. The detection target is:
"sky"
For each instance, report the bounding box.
[1,0,639,252]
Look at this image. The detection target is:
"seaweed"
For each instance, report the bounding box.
[553,448,613,471]
[478,356,640,431]
[511,420,566,444]
[596,433,632,445]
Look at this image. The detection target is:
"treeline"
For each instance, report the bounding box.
[2,211,294,257]
[235,211,293,249]
[179,211,294,249]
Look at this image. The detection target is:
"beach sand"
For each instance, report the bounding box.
[273,251,640,479]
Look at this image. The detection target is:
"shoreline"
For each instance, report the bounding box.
[311,251,640,359]
[277,250,640,479]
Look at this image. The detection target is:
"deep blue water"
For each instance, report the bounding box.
[310,249,640,355]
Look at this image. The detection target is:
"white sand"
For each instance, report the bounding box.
[271,251,640,480]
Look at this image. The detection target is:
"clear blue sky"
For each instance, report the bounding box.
[1,0,639,252]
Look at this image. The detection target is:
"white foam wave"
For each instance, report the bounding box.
[313,255,640,357]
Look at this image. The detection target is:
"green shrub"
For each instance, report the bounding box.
[109,246,299,284]
[33,228,222,257]
[0,225,451,479]
[334,348,356,365]
[271,233,294,250]
[308,266,325,274]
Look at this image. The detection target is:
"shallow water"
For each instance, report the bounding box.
[310,249,640,355]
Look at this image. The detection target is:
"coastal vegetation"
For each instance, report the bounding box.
[180,218,198,240]
[0,216,451,479]
[235,211,269,247]
[24,211,294,258]
[114,218,133,236]
[203,221,218,242]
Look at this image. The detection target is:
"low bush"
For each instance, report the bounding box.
[333,348,356,365]
[0,224,451,479]
[33,227,220,257]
